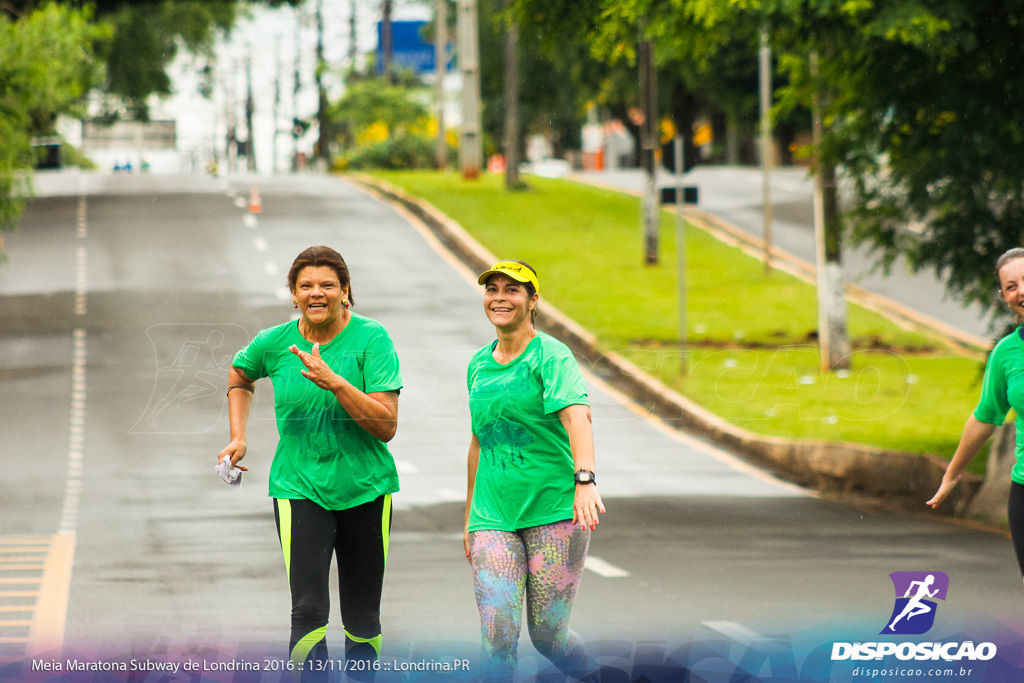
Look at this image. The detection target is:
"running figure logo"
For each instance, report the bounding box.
[881,571,949,635]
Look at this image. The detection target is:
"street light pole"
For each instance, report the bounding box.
[457,0,482,179]
[674,134,687,374]
[435,0,448,170]
[760,26,774,273]
[639,39,659,265]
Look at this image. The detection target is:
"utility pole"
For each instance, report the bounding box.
[348,0,357,70]
[810,51,850,372]
[639,39,659,265]
[273,34,281,175]
[225,61,238,174]
[457,0,482,179]
[315,0,329,168]
[674,133,687,374]
[382,0,394,83]
[434,0,448,169]
[292,9,302,172]
[502,0,520,189]
[759,26,773,273]
[245,53,256,173]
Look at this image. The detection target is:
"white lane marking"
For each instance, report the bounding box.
[76,195,87,238]
[433,488,464,502]
[395,460,419,475]
[584,556,631,578]
[274,288,290,300]
[234,197,247,208]
[243,214,258,229]
[702,620,763,646]
[74,246,87,316]
[264,262,279,276]
[59,329,87,536]
[254,237,268,252]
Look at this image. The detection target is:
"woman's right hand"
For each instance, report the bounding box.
[926,474,960,509]
[218,439,249,471]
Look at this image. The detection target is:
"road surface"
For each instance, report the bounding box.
[0,171,1017,680]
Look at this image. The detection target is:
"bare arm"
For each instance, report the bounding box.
[289,343,400,442]
[464,434,480,563]
[558,403,606,529]
[926,415,997,508]
[218,366,255,469]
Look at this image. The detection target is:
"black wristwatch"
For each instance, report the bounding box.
[574,469,597,485]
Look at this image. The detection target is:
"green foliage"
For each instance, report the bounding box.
[344,136,440,171]
[537,0,1024,318]
[328,78,439,170]
[0,4,109,231]
[329,78,430,143]
[4,1,304,120]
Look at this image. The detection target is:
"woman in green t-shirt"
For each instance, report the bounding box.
[218,245,402,678]
[463,259,606,682]
[928,247,1024,587]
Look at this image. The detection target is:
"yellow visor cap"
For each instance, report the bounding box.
[477,261,540,293]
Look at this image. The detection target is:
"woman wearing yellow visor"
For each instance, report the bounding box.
[463,259,605,682]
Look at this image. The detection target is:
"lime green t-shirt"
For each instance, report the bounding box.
[232,314,402,510]
[974,326,1024,485]
[466,332,589,532]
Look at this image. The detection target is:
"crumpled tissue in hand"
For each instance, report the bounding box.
[215,457,243,486]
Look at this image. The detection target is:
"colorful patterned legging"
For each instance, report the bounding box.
[469,520,591,683]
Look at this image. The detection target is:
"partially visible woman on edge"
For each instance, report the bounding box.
[928,247,1024,587]
[464,259,605,682]
[218,245,402,680]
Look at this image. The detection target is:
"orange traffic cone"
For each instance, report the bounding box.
[248,186,262,214]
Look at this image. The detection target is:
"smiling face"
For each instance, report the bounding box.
[293,265,348,328]
[483,274,538,331]
[999,257,1024,319]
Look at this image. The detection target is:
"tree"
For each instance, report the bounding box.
[830,0,1024,317]
[3,1,304,121]
[0,4,109,232]
[326,76,436,169]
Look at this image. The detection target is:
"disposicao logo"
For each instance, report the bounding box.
[830,570,997,663]
[881,571,948,635]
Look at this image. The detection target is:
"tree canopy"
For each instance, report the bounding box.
[0,4,109,231]
[511,0,1024,320]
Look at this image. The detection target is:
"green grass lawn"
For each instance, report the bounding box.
[369,170,992,471]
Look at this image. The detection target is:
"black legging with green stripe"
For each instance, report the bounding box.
[273,494,392,675]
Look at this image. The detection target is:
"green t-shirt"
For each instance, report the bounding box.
[973,326,1024,485]
[466,332,589,532]
[232,314,402,510]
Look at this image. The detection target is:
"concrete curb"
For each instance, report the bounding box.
[350,172,981,516]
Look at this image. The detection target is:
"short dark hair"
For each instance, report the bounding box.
[287,245,354,305]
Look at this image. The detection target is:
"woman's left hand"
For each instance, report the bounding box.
[573,484,606,531]
[289,343,341,391]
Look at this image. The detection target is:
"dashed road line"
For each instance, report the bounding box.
[584,556,631,578]
[702,620,763,646]
[3,187,94,660]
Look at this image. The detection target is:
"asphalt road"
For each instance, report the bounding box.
[0,172,1019,679]
[575,167,995,342]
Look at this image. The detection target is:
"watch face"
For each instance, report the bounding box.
[576,470,594,483]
